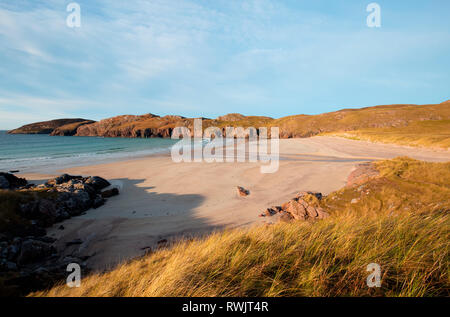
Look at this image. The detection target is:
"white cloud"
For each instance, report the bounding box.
[0,0,449,128]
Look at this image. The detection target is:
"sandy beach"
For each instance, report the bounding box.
[20,136,450,271]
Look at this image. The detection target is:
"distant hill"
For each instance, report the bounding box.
[8,118,95,135]
[328,120,450,149]
[8,102,450,144]
[74,102,450,139]
[50,120,97,136]
[272,102,449,138]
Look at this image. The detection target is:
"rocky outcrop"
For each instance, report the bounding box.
[74,113,192,138]
[74,113,272,138]
[260,191,329,222]
[0,173,119,296]
[0,173,27,189]
[8,118,93,135]
[0,235,90,296]
[50,120,96,136]
[346,163,379,187]
[16,239,56,265]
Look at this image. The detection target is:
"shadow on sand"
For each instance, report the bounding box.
[23,176,226,274]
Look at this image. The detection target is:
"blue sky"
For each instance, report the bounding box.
[0,0,449,129]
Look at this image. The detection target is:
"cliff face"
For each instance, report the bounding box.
[8,119,94,135]
[75,114,190,138]
[74,113,276,138]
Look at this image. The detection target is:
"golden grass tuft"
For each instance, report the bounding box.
[327,120,450,149]
[31,158,450,297]
[322,157,450,216]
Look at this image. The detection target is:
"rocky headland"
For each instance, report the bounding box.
[8,118,95,135]
[8,102,450,139]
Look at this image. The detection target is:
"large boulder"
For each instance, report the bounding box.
[0,173,27,189]
[0,175,9,189]
[46,174,82,186]
[17,240,55,265]
[285,199,308,220]
[84,176,110,191]
[37,199,61,224]
[71,191,92,213]
[260,192,329,222]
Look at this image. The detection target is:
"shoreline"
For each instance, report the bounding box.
[13,135,450,177]
[0,131,177,175]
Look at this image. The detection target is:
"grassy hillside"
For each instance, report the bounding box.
[49,120,96,136]
[325,120,450,150]
[32,158,449,297]
[272,102,450,138]
[8,119,93,134]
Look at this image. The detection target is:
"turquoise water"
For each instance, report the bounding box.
[0,131,177,173]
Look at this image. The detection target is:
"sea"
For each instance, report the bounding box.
[0,131,178,174]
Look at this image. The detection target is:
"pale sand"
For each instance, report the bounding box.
[20,136,450,270]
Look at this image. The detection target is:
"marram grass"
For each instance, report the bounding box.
[327,120,450,149]
[32,212,449,297]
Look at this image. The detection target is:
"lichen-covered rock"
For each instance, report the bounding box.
[285,200,308,220]
[260,192,329,222]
